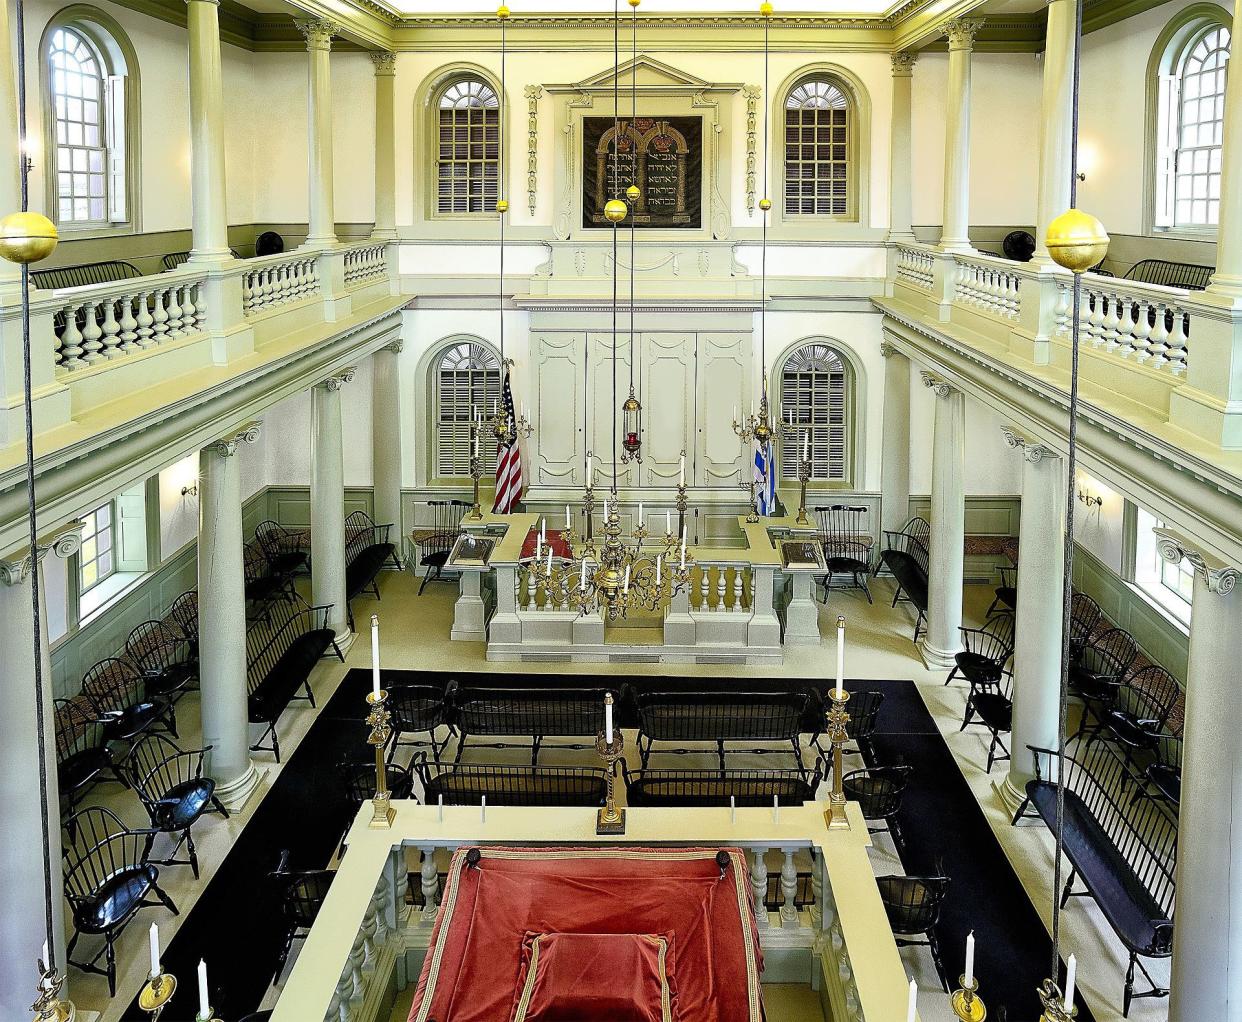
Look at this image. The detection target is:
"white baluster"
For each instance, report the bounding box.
[734,568,744,610]
[150,289,170,346]
[1131,299,1152,361]
[241,271,255,313]
[118,293,139,354]
[420,848,439,920]
[1166,308,1188,374]
[193,283,208,330]
[700,568,710,610]
[1101,291,1122,350]
[80,303,103,364]
[1054,282,1070,337]
[98,298,121,359]
[750,847,770,929]
[780,848,799,929]
[166,285,185,339]
[135,292,155,349]
[59,307,85,370]
[716,567,726,611]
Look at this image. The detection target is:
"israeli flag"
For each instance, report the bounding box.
[754,440,776,516]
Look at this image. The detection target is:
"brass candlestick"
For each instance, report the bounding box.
[137,971,177,1021]
[744,479,761,524]
[676,449,688,537]
[467,421,484,520]
[825,686,851,830]
[1036,979,1076,1022]
[32,958,76,1022]
[595,728,626,836]
[366,689,396,828]
[779,421,812,526]
[950,977,987,1022]
[795,458,811,525]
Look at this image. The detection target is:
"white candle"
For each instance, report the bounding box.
[964,932,975,988]
[540,517,546,543]
[371,615,381,699]
[680,540,686,570]
[547,547,553,574]
[605,693,614,744]
[665,510,672,534]
[906,979,917,1022]
[638,502,644,527]
[835,616,845,699]
[42,942,49,968]
[1063,954,1076,1010]
[679,454,685,486]
[623,564,631,592]
[804,430,810,463]
[733,404,737,423]
[580,559,588,589]
[149,922,160,977]
[656,555,662,586]
[197,960,210,1018]
[535,536,541,562]
[565,504,571,530]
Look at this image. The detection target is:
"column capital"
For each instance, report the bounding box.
[1001,426,1061,462]
[319,366,358,392]
[182,0,221,6]
[890,51,918,77]
[1155,528,1241,596]
[204,420,262,458]
[382,339,404,355]
[369,50,397,76]
[920,370,954,397]
[0,521,85,586]
[294,17,341,51]
[879,340,904,358]
[944,18,985,50]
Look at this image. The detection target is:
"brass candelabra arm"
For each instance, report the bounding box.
[137,971,177,1021]
[1036,980,1076,1022]
[950,977,987,1022]
[467,452,484,520]
[33,959,77,1022]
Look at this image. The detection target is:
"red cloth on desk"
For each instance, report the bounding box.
[408,847,764,1022]
[519,528,573,560]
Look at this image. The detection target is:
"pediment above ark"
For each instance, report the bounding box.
[548,56,741,95]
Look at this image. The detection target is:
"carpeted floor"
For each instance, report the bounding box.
[125,669,1089,1022]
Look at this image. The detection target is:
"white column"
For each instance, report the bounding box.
[198,422,262,809]
[371,341,403,540]
[1156,530,1242,1020]
[1208,0,1242,296]
[185,0,231,260]
[920,372,965,667]
[880,341,911,539]
[997,429,1066,811]
[939,19,984,252]
[370,52,398,241]
[1033,0,1078,263]
[295,19,341,246]
[0,524,80,1015]
[887,52,918,242]
[0,0,23,290]
[312,369,356,647]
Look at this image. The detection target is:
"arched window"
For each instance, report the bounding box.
[435,78,499,215]
[784,78,851,217]
[779,342,851,482]
[1154,18,1231,229]
[46,18,131,228]
[434,341,502,477]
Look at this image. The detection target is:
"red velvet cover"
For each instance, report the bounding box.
[519,528,573,560]
[408,847,764,1022]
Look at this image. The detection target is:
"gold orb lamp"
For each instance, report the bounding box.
[0,211,58,265]
[496,4,509,18]
[758,198,772,211]
[1045,208,1109,275]
[604,198,628,224]
[626,184,641,203]
[496,199,509,213]
[760,1,774,15]
[629,0,640,6]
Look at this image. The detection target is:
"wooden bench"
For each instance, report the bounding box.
[413,758,607,807]
[30,260,143,290]
[628,687,811,775]
[449,683,609,763]
[878,517,930,641]
[1123,258,1213,291]
[622,763,822,807]
[245,597,344,761]
[1013,742,1175,1016]
[343,511,400,631]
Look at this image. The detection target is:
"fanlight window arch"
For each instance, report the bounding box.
[1155,21,1231,229]
[780,342,850,482]
[784,78,850,217]
[48,23,129,226]
[434,341,502,477]
[436,77,500,215]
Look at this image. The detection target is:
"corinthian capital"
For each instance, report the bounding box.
[1154,528,1241,596]
[944,18,985,50]
[205,420,263,458]
[294,18,341,51]
[369,51,397,75]
[890,51,918,77]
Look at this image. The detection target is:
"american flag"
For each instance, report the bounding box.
[754,440,776,516]
[493,365,524,514]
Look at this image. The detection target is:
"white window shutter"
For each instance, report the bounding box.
[114,484,148,572]
[1155,73,1178,228]
[105,74,127,223]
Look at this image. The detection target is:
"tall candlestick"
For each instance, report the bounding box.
[605,693,614,744]
[535,535,541,563]
[680,539,686,570]
[834,615,846,700]
[197,960,209,1019]
[963,932,975,988]
[149,922,160,977]
[371,615,381,699]
[906,979,917,1022]
[1063,954,1076,1010]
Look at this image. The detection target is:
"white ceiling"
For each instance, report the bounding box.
[393,0,895,14]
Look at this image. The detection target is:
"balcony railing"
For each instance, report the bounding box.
[241,253,321,317]
[1061,275,1190,375]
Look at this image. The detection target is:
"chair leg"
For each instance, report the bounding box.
[717,738,727,772]
[418,571,431,596]
[211,795,230,818]
[945,665,960,686]
[960,698,976,731]
[186,828,200,879]
[304,678,317,708]
[150,879,180,916]
[105,931,118,996]
[1124,952,1136,1018]
[1059,867,1077,909]
[1011,796,1032,825]
[347,602,356,633]
[272,726,282,764]
[985,733,999,772]
[927,929,950,993]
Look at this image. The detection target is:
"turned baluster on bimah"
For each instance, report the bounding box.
[1166,308,1189,374]
[780,848,799,929]
[420,847,440,921]
[749,847,770,929]
[733,568,744,609]
[699,567,710,610]
[716,567,727,611]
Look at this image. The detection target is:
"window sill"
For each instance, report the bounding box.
[79,570,145,626]
[1148,226,1218,243]
[1126,579,1191,636]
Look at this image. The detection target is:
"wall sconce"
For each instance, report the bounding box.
[181,481,198,497]
[1075,171,1087,183]
[1077,488,1102,509]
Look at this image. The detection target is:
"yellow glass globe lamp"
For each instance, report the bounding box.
[1045,209,1109,275]
[604,199,629,224]
[497,4,509,18]
[758,198,772,211]
[496,199,509,213]
[626,184,641,203]
[760,1,774,16]
[629,0,640,7]
[0,211,58,265]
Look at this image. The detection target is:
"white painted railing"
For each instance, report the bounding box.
[1058,275,1191,375]
[344,243,388,289]
[241,253,321,316]
[954,254,1021,320]
[690,561,751,612]
[50,271,208,371]
[894,244,934,291]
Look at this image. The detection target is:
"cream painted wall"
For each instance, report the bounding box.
[910,51,1042,231]
[1072,468,1127,573]
[158,439,268,558]
[907,380,1023,497]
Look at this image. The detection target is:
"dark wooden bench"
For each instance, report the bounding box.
[449,683,609,763]
[344,511,400,631]
[244,538,296,611]
[161,249,241,270]
[30,260,143,290]
[628,688,811,775]
[1013,742,1176,1016]
[1123,258,1213,291]
[245,597,344,761]
[413,757,607,807]
[622,763,822,807]
[878,517,930,641]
